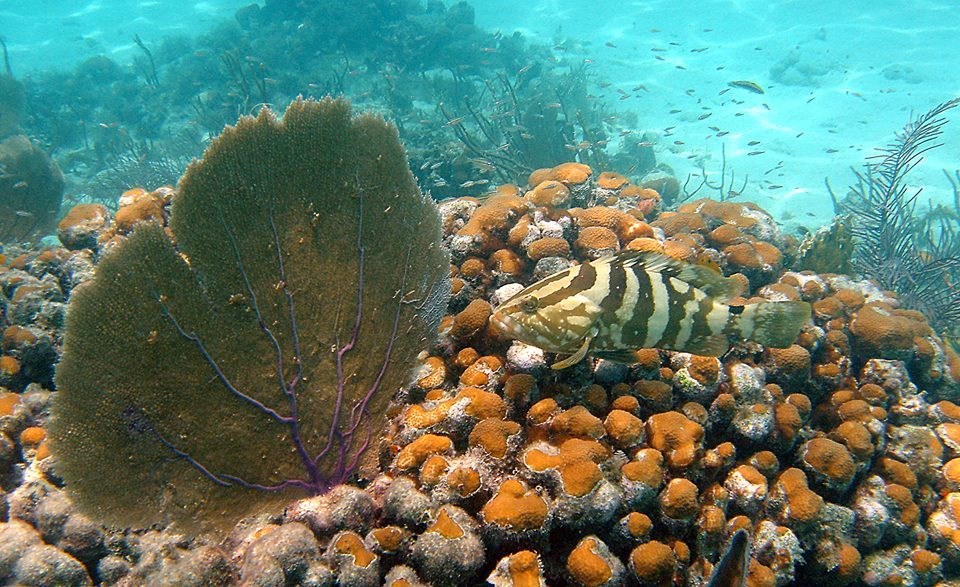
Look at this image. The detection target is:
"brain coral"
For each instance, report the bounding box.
[49,98,450,533]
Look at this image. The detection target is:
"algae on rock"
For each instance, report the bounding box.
[50,98,451,532]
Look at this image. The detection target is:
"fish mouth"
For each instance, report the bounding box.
[489,310,521,338]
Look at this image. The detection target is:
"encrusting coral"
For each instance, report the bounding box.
[359,162,960,585]
[47,98,451,533]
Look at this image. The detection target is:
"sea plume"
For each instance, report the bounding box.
[842,97,960,336]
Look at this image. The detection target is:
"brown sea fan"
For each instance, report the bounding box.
[49,97,450,533]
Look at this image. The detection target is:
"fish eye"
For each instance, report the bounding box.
[519,296,539,313]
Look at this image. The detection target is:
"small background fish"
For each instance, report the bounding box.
[491,251,810,369]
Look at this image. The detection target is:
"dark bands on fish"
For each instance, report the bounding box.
[660,276,696,349]
[622,262,652,344]
[490,251,811,369]
[686,296,722,352]
[536,260,597,308]
[600,261,628,319]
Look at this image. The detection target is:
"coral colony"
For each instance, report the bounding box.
[49,99,450,534]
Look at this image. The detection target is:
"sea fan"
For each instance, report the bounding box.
[842,97,960,336]
[50,98,451,534]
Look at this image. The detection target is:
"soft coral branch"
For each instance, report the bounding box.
[153,187,403,494]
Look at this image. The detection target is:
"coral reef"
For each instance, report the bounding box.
[2,151,960,584]
[5,2,960,582]
[47,98,450,532]
[372,166,959,585]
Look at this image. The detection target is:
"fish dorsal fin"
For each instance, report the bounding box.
[551,336,592,370]
[613,250,742,300]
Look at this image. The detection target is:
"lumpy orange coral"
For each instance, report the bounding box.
[629,540,676,584]
[395,434,453,470]
[526,180,571,208]
[646,411,704,469]
[482,479,548,531]
[567,537,614,586]
[527,237,571,260]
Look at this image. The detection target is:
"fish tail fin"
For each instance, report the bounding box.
[736,301,811,348]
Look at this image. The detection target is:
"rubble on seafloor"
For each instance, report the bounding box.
[2,163,960,586]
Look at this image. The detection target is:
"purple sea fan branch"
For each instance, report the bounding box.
[314,188,414,484]
[156,296,293,426]
[219,207,289,396]
[154,202,333,490]
[154,166,433,497]
[158,194,424,493]
[121,405,317,493]
[264,199,323,488]
[337,226,418,479]
[211,202,324,489]
[345,247,412,436]
[335,267,405,480]
[316,189,366,469]
[268,200,305,390]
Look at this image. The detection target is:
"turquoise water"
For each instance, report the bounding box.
[1,0,252,69]
[472,0,960,227]
[2,0,959,232]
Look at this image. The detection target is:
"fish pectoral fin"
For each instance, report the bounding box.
[551,336,593,370]
[592,349,642,364]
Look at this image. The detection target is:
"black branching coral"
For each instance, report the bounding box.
[48,98,451,532]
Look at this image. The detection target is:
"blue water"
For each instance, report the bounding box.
[1,0,251,69]
[472,0,960,226]
[3,0,959,231]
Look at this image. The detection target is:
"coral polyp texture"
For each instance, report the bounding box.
[47,98,451,532]
[5,157,960,582]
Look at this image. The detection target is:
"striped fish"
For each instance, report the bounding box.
[490,251,810,369]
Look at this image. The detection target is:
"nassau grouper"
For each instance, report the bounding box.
[491,250,811,370]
